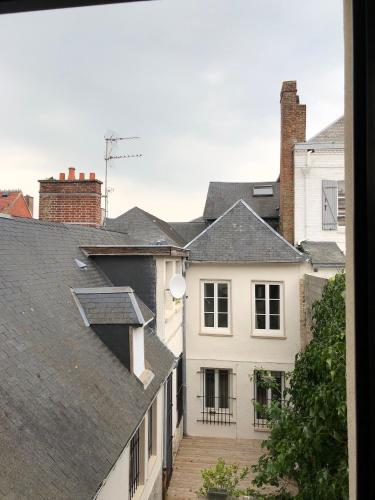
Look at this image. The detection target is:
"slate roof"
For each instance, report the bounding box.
[168,221,207,245]
[307,116,344,144]
[0,216,174,500]
[74,287,154,325]
[299,241,345,267]
[186,199,305,263]
[202,181,280,222]
[106,206,186,246]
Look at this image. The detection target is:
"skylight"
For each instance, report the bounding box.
[253,185,273,196]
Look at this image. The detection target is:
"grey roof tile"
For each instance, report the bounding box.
[74,288,153,326]
[0,216,174,499]
[307,116,344,144]
[299,240,345,267]
[106,207,186,246]
[186,199,305,263]
[203,181,279,221]
[168,221,208,245]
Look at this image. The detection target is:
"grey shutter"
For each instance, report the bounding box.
[322,180,338,230]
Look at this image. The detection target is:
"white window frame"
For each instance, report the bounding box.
[254,370,285,425]
[200,280,231,334]
[203,368,232,411]
[252,282,284,337]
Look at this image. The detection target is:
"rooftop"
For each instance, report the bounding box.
[202,181,280,222]
[186,199,305,263]
[0,216,174,499]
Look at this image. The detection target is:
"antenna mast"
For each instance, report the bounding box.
[103,134,142,226]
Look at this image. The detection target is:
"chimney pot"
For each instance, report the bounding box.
[89,172,95,180]
[59,173,65,180]
[79,172,85,180]
[68,167,75,180]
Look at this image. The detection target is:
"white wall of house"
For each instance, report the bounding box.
[294,146,345,251]
[184,261,308,440]
[95,389,164,500]
[155,257,184,455]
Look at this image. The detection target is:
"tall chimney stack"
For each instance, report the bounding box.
[279,81,306,244]
[38,167,102,227]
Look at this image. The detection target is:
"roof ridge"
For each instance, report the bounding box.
[307,115,344,143]
[184,198,244,248]
[238,199,304,257]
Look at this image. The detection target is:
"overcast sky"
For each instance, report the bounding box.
[0,0,344,221]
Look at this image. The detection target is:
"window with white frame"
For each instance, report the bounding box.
[253,282,283,335]
[198,368,234,425]
[201,281,230,332]
[253,370,284,428]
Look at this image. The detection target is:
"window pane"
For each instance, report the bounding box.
[218,298,228,312]
[204,298,214,312]
[204,283,214,297]
[218,283,228,297]
[219,370,229,409]
[270,315,280,330]
[256,372,268,420]
[255,284,265,299]
[218,313,228,328]
[271,371,283,402]
[204,313,214,327]
[255,299,265,314]
[256,315,266,329]
[269,285,280,299]
[205,369,215,408]
[269,299,280,314]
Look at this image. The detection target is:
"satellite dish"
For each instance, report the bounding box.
[169,274,186,299]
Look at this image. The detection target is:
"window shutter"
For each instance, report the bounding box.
[322,180,338,230]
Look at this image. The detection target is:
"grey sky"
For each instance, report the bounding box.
[0,0,344,221]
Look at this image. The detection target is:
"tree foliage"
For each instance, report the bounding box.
[248,273,348,499]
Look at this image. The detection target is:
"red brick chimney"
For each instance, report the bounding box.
[279,81,306,244]
[38,167,102,227]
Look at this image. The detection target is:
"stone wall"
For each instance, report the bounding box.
[301,274,328,349]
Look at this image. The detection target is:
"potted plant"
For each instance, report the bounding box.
[198,458,249,499]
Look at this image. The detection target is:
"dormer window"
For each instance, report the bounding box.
[72,286,155,388]
[253,185,273,196]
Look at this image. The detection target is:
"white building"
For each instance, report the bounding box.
[80,244,188,499]
[183,200,308,440]
[294,116,346,252]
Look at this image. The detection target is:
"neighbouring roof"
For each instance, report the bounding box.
[106,206,186,246]
[168,221,208,245]
[202,181,280,222]
[0,216,174,499]
[299,241,346,268]
[306,116,344,144]
[186,199,305,263]
[74,287,154,326]
[0,190,32,218]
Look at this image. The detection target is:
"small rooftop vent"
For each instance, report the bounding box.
[74,258,88,270]
[253,185,273,196]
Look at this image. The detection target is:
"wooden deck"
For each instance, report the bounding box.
[166,436,264,499]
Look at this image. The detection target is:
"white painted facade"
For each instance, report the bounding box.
[294,144,345,252]
[95,254,185,500]
[155,256,184,457]
[95,391,163,500]
[184,261,308,440]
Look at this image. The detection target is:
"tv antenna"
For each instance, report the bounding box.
[103,131,142,225]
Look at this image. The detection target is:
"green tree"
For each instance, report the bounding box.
[249,273,348,499]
